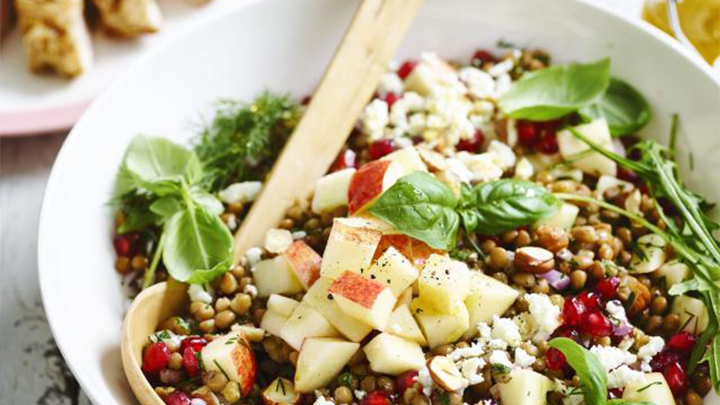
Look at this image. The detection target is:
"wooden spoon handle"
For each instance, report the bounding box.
[233,0,425,262]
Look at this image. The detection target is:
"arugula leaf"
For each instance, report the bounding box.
[549,338,609,405]
[580,78,651,136]
[499,58,611,121]
[459,179,561,235]
[369,172,460,250]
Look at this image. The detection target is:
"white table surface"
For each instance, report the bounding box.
[0,0,644,403]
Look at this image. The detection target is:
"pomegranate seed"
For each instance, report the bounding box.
[382,92,400,108]
[395,370,418,394]
[545,347,567,370]
[471,49,496,67]
[664,362,688,396]
[143,343,170,373]
[330,149,357,172]
[667,332,698,356]
[578,292,603,311]
[113,233,139,257]
[608,388,624,399]
[537,132,559,154]
[456,130,485,153]
[581,311,613,337]
[617,167,640,183]
[360,391,390,405]
[562,297,586,326]
[164,391,191,405]
[517,120,539,147]
[650,350,683,372]
[182,347,200,378]
[301,96,312,106]
[369,139,397,160]
[397,60,418,80]
[552,325,581,342]
[180,336,207,354]
[594,277,620,300]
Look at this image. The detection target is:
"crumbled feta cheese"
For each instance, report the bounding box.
[243,284,258,298]
[459,357,486,385]
[458,67,495,99]
[607,365,647,389]
[417,365,434,396]
[150,330,182,350]
[313,393,335,405]
[361,99,389,140]
[494,74,512,97]
[446,158,475,183]
[488,58,514,77]
[378,72,404,95]
[188,284,213,304]
[491,315,522,347]
[407,113,427,136]
[292,231,307,240]
[525,293,561,341]
[477,322,492,339]
[488,339,508,350]
[487,140,517,170]
[506,119,518,147]
[606,300,628,324]
[458,152,503,182]
[219,181,263,204]
[354,390,367,400]
[514,157,534,180]
[589,345,637,371]
[245,247,263,267]
[264,228,293,254]
[190,398,207,405]
[488,350,512,368]
[449,342,486,361]
[514,347,536,368]
[638,336,665,371]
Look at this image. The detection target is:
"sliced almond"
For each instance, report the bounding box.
[620,275,651,316]
[418,148,448,172]
[514,246,555,274]
[428,355,463,391]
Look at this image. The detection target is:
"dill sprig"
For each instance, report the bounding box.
[194,91,302,192]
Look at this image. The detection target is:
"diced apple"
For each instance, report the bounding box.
[346,214,400,235]
[403,55,457,97]
[261,310,288,337]
[284,240,322,290]
[671,295,709,333]
[254,256,304,297]
[557,118,616,177]
[496,369,553,405]
[280,302,340,351]
[329,271,397,330]
[267,294,300,317]
[381,147,428,174]
[348,160,406,215]
[387,305,427,346]
[295,338,360,393]
[418,254,470,312]
[320,218,382,280]
[396,287,413,308]
[312,168,356,214]
[232,324,265,342]
[630,234,667,274]
[373,234,414,261]
[303,277,373,342]
[363,333,425,375]
[411,298,469,348]
[622,373,675,405]
[410,239,445,269]
[262,378,302,405]
[654,260,691,287]
[463,272,519,338]
[201,332,256,396]
[366,246,419,296]
[534,203,579,231]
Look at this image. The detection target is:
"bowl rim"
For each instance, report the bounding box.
[37,0,720,403]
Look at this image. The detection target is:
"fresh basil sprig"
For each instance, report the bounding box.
[458,179,561,235]
[499,58,611,121]
[549,338,656,405]
[368,174,559,250]
[580,78,651,136]
[115,135,234,287]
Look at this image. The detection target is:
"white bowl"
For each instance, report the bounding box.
[38,0,720,403]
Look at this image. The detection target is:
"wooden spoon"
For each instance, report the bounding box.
[122,0,425,403]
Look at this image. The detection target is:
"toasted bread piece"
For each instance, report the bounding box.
[14,0,93,77]
[91,0,161,37]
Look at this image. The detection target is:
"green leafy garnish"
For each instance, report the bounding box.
[458,179,561,235]
[580,78,651,136]
[499,58,611,121]
[369,174,559,250]
[194,92,301,192]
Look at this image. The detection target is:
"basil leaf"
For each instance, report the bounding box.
[189,188,224,216]
[580,78,650,136]
[118,209,160,234]
[549,337,608,405]
[459,179,560,235]
[162,203,234,284]
[150,196,184,219]
[499,58,611,121]
[369,172,460,250]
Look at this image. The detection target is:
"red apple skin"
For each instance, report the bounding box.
[233,336,257,396]
[410,239,444,269]
[329,271,387,309]
[284,240,322,289]
[373,234,414,261]
[348,160,393,215]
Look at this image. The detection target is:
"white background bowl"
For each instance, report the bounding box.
[38,0,720,403]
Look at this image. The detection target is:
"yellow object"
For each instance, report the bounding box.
[643,0,720,64]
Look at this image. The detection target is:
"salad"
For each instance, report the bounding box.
[111,45,719,405]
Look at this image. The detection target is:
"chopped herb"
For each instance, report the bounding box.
[637,381,662,393]
[439,393,450,405]
[213,359,230,381]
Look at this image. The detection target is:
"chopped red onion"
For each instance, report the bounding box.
[539,269,570,290]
